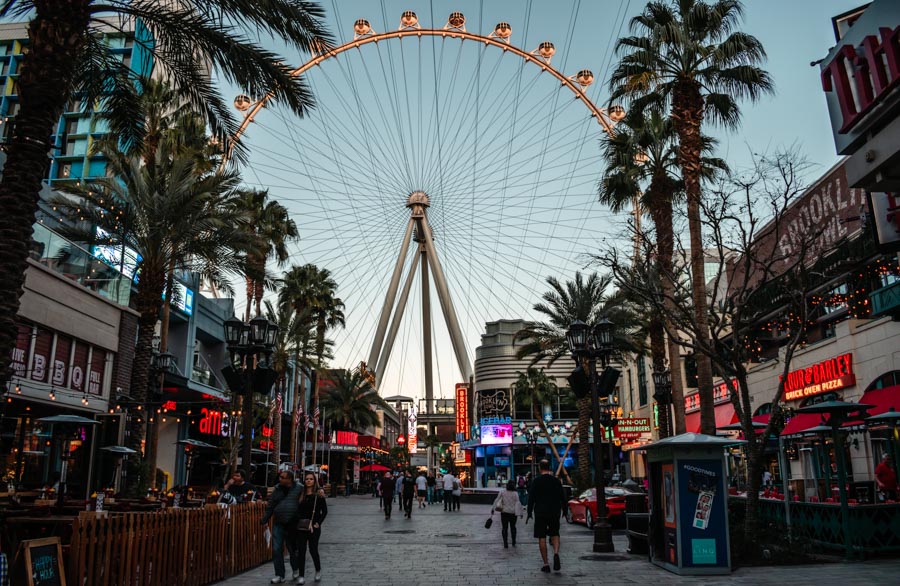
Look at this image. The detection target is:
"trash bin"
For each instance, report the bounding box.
[625,493,649,555]
[643,433,743,576]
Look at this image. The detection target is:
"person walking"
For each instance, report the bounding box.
[493,480,525,548]
[261,471,303,583]
[426,472,436,505]
[381,471,395,519]
[415,471,428,508]
[436,471,445,505]
[442,471,455,511]
[402,469,416,518]
[394,472,404,513]
[451,474,462,511]
[526,459,566,574]
[295,472,328,584]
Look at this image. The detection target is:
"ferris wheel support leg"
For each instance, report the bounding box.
[368,217,415,373]
[419,216,473,381]
[421,248,434,414]
[375,243,422,389]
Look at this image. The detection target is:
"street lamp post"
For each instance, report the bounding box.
[518,422,540,478]
[223,315,279,483]
[147,350,175,490]
[566,318,618,553]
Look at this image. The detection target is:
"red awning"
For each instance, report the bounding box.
[685,411,701,433]
[844,385,900,429]
[683,402,738,434]
[780,413,825,438]
[716,403,739,429]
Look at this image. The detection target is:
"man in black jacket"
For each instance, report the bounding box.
[261,471,303,583]
[527,459,566,574]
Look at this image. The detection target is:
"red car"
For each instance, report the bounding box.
[565,487,629,528]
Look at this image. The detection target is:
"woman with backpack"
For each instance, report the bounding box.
[493,480,526,547]
[295,472,328,584]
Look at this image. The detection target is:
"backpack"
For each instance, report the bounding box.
[517,476,526,489]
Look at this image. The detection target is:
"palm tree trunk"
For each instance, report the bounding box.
[125,269,167,494]
[654,199,687,434]
[273,375,283,470]
[0,1,89,389]
[254,279,264,318]
[672,80,715,435]
[648,316,669,437]
[244,277,254,322]
[289,348,301,464]
[147,262,176,489]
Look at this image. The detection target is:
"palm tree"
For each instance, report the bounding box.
[318,369,388,488]
[609,0,773,434]
[599,109,727,435]
[52,142,251,490]
[234,190,298,320]
[0,0,332,390]
[516,272,640,487]
[510,367,573,484]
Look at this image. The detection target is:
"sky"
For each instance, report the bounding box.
[223,0,863,407]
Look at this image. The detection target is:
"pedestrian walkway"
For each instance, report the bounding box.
[218,495,900,585]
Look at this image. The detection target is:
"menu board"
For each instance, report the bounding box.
[21,537,66,586]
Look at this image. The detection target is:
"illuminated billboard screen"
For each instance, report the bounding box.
[481,423,513,445]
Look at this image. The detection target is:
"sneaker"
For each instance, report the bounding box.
[541,565,551,573]
[293,570,300,579]
[314,573,322,582]
[296,578,305,585]
[553,554,561,571]
[270,578,285,584]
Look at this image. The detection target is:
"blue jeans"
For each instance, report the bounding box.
[272,522,298,578]
[427,486,435,504]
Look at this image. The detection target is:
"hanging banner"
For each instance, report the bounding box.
[455,383,469,440]
[407,404,418,453]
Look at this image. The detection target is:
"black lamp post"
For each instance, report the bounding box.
[519,422,540,478]
[566,317,617,553]
[652,368,672,439]
[223,315,278,483]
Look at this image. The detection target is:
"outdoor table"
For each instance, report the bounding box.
[2,514,76,554]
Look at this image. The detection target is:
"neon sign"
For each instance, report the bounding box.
[455,383,469,440]
[197,408,230,437]
[782,353,855,401]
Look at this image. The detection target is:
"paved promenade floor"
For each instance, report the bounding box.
[218,495,900,586]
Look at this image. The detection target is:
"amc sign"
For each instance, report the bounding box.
[196,408,231,437]
[781,353,856,401]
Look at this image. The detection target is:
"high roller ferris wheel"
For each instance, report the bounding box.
[227,8,633,405]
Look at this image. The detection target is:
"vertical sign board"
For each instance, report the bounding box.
[661,463,677,565]
[20,537,66,586]
[455,383,469,440]
[677,459,728,568]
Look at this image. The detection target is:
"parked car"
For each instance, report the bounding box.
[565,487,630,528]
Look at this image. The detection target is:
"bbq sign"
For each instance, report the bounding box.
[781,353,855,401]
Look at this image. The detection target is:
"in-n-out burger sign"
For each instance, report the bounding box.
[781,353,856,401]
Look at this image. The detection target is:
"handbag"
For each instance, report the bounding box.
[484,516,493,529]
[296,493,318,532]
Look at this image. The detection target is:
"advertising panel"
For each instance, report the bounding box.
[480,423,513,445]
[455,383,469,440]
[677,459,728,567]
[781,353,855,401]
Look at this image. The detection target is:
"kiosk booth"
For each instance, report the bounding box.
[644,433,743,576]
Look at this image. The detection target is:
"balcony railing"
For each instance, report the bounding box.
[870,280,900,317]
[30,222,132,306]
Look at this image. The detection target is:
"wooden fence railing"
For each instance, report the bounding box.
[67,502,271,586]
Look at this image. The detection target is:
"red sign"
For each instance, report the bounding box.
[684,380,735,414]
[259,440,275,450]
[198,408,229,437]
[162,400,177,411]
[781,353,856,401]
[455,383,469,439]
[261,425,273,438]
[615,418,652,439]
[397,435,406,445]
[821,25,900,134]
[335,430,358,445]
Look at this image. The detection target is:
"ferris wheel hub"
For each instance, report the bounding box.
[406,190,430,209]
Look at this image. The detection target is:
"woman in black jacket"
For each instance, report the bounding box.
[296,472,328,584]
